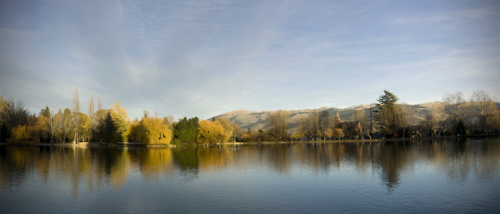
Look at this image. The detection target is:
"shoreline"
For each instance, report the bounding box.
[1,134,498,147]
[0,142,176,148]
[222,134,500,145]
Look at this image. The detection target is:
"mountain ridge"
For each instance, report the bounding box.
[210,102,440,131]
[211,101,500,131]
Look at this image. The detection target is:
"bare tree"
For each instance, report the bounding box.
[72,87,80,144]
[394,104,414,138]
[0,97,29,132]
[424,103,445,137]
[267,110,289,140]
[162,114,175,126]
[53,108,64,143]
[470,90,496,133]
[443,91,465,136]
[46,107,57,143]
[61,108,72,143]
[308,110,320,140]
[98,97,103,111]
[353,109,370,139]
[318,110,332,141]
[88,94,96,142]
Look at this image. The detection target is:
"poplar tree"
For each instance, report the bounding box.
[72,87,80,143]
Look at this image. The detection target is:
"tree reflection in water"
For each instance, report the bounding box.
[0,138,499,198]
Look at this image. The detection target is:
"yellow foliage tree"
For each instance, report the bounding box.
[197,120,225,144]
[325,128,333,139]
[215,117,233,143]
[126,119,141,142]
[334,128,344,139]
[28,115,49,143]
[110,101,131,141]
[241,133,253,142]
[10,125,30,142]
[137,117,172,144]
[292,132,302,140]
[78,113,91,142]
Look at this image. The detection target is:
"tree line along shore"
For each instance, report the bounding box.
[1,88,499,145]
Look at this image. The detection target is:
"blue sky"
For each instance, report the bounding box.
[0,0,499,120]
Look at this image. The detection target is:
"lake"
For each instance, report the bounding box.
[1,138,499,213]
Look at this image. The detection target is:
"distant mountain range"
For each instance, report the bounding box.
[211,102,500,132]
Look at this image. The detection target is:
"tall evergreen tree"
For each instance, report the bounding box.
[375,90,399,137]
[174,117,200,143]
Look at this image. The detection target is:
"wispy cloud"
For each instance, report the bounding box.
[0,0,498,119]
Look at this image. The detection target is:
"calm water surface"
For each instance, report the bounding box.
[1,138,499,213]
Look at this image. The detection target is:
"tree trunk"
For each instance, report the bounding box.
[74,130,78,144]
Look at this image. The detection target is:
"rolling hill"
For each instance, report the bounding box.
[211,102,447,131]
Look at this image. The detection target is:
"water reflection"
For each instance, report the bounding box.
[0,138,499,197]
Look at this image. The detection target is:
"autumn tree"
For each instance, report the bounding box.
[127,118,140,142]
[78,113,91,142]
[241,133,253,142]
[197,120,225,144]
[135,117,172,144]
[109,101,130,141]
[334,128,344,139]
[10,125,29,142]
[292,132,303,140]
[215,117,233,143]
[29,114,49,142]
[324,128,333,140]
